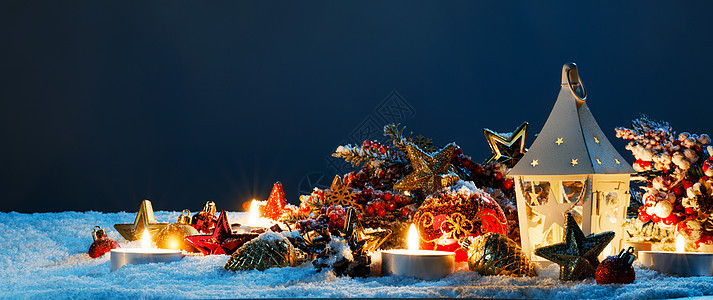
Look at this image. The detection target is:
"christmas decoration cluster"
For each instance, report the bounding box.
[616,115,713,250]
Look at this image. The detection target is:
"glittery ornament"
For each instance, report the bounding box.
[483,122,529,167]
[191,201,218,233]
[261,182,287,220]
[156,210,201,252]
[114,199,169,241]
[185,211,258,255]
[461,232,536,277]
[325,175,361,211]
[595,247,636,284]
[393,143,460,196]
[88,226,120,258]
[224,232,305,271]
[534,213,615,281]
[413,181,508,262]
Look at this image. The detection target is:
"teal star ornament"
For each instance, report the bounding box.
[533,213,615,281]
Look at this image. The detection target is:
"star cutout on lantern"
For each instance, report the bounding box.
[325,175,361,211]
[483,122,529,167]
[593,137,600,144]
[531,159,539,167]
[114,199,169,241]
[596,158,602,165]
[529,188,575,233]
[571,159,578,166]
[615,158,621,165]
[393,143,460,196]
[555,138,564,145]
[185,211,259,255]
[343,207,391,254]
[534,213,615,281]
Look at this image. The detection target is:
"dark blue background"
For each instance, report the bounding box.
[2,1,712,212]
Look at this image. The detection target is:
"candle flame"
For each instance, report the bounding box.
[676,234,685,253]
[141,229,151,249]
[408,224,419,251]
[249,200,260,226]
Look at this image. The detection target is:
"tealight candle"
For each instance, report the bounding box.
[232,200,271,233]
[639,235,713,276]
[381,224,455,280]
[110,229,183,271]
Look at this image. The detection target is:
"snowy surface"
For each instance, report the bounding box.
[2,212,713,299]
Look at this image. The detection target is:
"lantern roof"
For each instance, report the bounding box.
[509,63,635,176]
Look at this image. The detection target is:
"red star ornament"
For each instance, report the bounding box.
[261,182,287,221]
[184,211,258,255]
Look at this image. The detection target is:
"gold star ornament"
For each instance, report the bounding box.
[393,143,460,196]
[483,122,529,167]
[114,199,170,241]
[325,175,361,210]
[534,213,615,281]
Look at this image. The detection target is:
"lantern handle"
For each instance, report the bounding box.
[561,62,587,101]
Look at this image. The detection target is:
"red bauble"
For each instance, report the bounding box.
[88,238,120,258]
[192,201,218,233]
[413,181,508,262]
[261,182,287,221]
[595,248,636,284]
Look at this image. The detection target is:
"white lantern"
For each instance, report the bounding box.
[509,63,635,262]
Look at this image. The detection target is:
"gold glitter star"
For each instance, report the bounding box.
[531,159,539,167]
[593,137,600,144]
[555,138,564,145]
[325,175,361,211]
[596,158,602,165]
[114,199,169,241]
[534,213,615,281]
[615,158,621,165]
[483,122,529,167]
[571,159,578,166]
[393,143,460,196]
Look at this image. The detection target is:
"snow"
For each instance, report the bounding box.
[2,211,713,299]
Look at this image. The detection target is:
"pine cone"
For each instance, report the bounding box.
[224,232,304,271]
[462,232,537,277]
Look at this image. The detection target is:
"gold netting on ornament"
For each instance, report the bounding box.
[415,210,507,244]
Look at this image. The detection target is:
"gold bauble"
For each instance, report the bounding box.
[462,232,537,277]
[156,210,201,252]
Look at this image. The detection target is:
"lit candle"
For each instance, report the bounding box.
[380,224,456,280]
[110,229,183,271]
[639,235,713,276]
[233,200,271,233]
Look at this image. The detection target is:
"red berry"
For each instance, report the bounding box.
[383,193,392,201]
[650,214,661,223]
[494,172,503,181]
[502,178,514,190]
[372,141,381,149]
[363,140,372,149]
[386,201,396,211]
[473,165,483,174]
[372,200,384,210]
[638,213,651,223]
[674,140,681,146]
[392,194,402,204]
[366,205,375,215]
[662,214,679,226]
[377,208,386,217]
[685,207,695,215]
[380,147,386,154]
[401,207,409,216]
[672,185,684,197]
